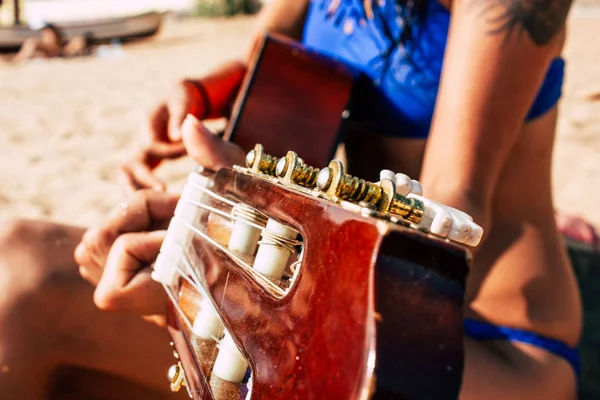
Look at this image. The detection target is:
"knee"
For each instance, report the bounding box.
[0,220,51,301]
[0,219,54,280]
[0,220,86,354]
[0,218,32,247]
[0,219,85,304]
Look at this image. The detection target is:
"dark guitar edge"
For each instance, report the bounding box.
[222,36,266,145]
[224,33,353,165]
[167,302,213,400]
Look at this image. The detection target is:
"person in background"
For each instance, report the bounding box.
[12,23,95,63]
[0,0,586,398]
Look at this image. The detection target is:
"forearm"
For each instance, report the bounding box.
[420,0,570,228]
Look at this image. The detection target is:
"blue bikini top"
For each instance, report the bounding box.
[302,0,565,138]
[302,1,579,375]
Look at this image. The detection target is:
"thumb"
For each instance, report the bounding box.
[181,114,245,170]
[167,94,189,142]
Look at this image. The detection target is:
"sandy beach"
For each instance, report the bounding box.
[1,11,599,230]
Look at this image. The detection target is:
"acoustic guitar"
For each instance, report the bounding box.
[151,34,480,400]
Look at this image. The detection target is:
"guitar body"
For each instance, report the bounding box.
[158,34,470,400]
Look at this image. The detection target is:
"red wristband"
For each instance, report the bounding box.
[182,80,212,120]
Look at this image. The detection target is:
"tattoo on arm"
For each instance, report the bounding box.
[473,0,573,46]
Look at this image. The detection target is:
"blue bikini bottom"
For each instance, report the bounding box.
[464,318,580,377]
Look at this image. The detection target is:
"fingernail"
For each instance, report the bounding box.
[148,230,167,239]
[74,242,86,260]
[183,113,201,128]
[152,183,166,192]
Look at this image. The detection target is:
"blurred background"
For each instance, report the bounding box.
[0,0,599,233]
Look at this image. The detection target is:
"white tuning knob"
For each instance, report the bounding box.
[379,169,396,182]
[392,173,423,196]
[378,170,423,197]
[379,169,483,246]
[409,179,423,196]
[393,173,412,196]
[408,193,483,247]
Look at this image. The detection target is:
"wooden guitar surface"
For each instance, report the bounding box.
[167,168,468,399]
[224,34,354,167]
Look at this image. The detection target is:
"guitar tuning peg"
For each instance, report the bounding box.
[276,151,320,188]
[408,193,483,246]
[394,173,412,196]
[428,206,453,238]
[246,144,279,176]
[466,224,484,247]
[410,180,423,196]
[393,173,424,196]
[379,169,396,182]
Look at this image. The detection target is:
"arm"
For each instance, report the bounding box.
[420,0,568,230]
[418,0,577,398]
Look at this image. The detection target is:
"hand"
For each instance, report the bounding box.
[76,115,244,315]
[74,190,179,315]
[119,80,197,193]
[180,114,245,171]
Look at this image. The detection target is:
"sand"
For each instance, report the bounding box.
[0,11,599,229]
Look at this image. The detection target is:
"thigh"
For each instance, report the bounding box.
[0,219,183,399]
[465,108,582,345]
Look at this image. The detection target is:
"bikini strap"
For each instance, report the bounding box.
[464,318,581,377]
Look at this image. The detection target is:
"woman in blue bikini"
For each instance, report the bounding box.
[0,0,582,398]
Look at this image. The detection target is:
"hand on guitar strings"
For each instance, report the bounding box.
[74,190,179,316]
[118,78,205,193]
[119,101,187,193]
[76,115,244,316]
[119,93,244,193]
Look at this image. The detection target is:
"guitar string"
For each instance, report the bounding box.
[178,243,208,294]
[172,259,203,294]
[176,216,286,297]
[184,185,303,275]
[162,282,193,329]
[189,180,303,239]
[160,278,210,399]
[171,179,306,391]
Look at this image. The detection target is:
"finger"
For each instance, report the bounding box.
[181,114,245,170]
[117,164,140,194]
[147,141,187,160]
[75,242,104,285]
[118,162,163,194]
[78,191,179,268]
[119,161,166,192]
[143,103,170,145]
[95,231,168,314]
[75,225,122,273]
[167,88,190,142]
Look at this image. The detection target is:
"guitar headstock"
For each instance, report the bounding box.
[152,145,478,399]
